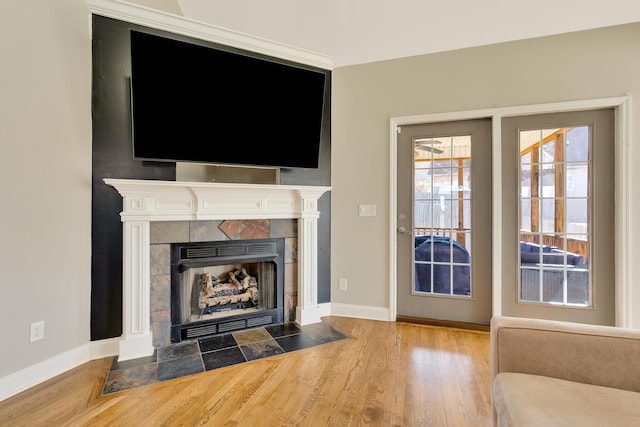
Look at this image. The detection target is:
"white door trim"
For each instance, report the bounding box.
[389,95,632,327]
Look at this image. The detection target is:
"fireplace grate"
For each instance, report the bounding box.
[185,247,218,259]
[183,315,277,338]
[218,320,247,333]
[183,242,278,260]
[247,244,279,255]
[218,245,246,257]
[186,324,217,339]
[247,315,273,328]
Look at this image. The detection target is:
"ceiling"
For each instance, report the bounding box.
[177,0,640,67]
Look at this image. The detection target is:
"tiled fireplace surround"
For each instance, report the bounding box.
[105,179,331,361]
[149,218,298,348]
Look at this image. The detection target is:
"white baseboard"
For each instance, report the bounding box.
[0,344,90,402]
[90,337,120,360]
[0,337,121,402]
[317,302,332,318]
[330,303,391,322]
[297,302,332,325]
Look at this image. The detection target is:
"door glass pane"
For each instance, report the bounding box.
[567,162,588,198]
[463,200,471,229]
[518,127,591,306]
[566,127,589,162]
[541,163,556,198]
[541,197,555,233]
[414,135,472,297]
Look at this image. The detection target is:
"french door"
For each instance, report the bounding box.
[501,109,615,325]
[396,119,492,325]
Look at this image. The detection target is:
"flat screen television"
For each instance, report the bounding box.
[130,30,327,169]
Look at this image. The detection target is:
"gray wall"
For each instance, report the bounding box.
[331,22,640,325]
[0,0,91,377]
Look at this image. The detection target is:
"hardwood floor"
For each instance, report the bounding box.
[0,317,492,426]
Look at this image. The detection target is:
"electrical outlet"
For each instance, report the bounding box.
[30,321,45,343]
[339,278,348,291]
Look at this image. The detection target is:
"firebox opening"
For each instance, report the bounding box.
[170,239,284,342]
[183,261,277,324]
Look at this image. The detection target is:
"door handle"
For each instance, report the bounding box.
[398,226,412,234]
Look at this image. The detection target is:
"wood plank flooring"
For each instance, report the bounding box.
[0,317,492,426]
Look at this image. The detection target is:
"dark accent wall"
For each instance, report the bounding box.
[279,70,332,303]
[91,16,332,340]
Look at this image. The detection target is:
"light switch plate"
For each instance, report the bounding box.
[359,204,376,217]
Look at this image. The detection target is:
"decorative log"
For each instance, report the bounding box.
[197,269,259,310]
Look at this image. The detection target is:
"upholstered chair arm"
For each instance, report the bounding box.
[490,316,640,393]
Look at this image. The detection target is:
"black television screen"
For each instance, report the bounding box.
[130,30,326,169]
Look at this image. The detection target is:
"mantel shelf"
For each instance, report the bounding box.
[105,179,331,222]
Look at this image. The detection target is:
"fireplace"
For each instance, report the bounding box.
[104,178,330,361]
[171,239,284,341]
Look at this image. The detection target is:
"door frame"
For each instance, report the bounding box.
[389,95,632,327]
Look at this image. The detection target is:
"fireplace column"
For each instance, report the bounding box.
[120,220,152,361]
[296,190,323,325]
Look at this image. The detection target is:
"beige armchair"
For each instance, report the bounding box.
[490,316,640,426]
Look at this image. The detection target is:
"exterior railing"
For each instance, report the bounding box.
[414,228,470,248]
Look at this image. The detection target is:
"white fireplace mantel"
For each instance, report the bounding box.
[104,178,331,361]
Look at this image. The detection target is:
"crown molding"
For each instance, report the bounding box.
[85,0,334,70]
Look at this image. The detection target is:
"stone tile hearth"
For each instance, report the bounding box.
[101,321,347,395]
